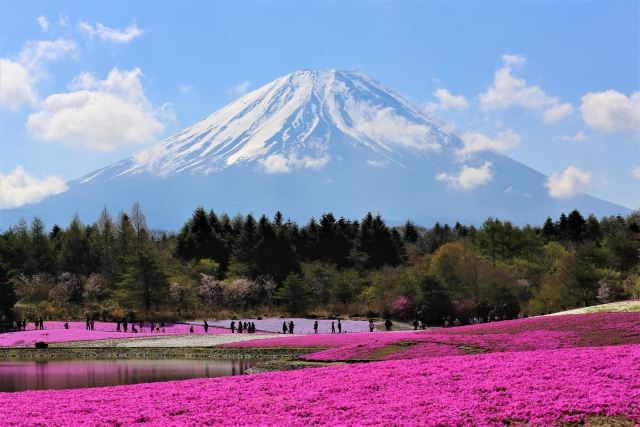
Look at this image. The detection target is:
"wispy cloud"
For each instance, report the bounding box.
[180,85,192,93]
[352,103,441,151]
[366,160,388,167]
[259,153,330,173]
[478,55,573,123]
[457,130,520,155]
[560,131,586,142]
[425,88,468,113]
[633,166,640,180]
[37,16,50,32]
[226,81,251,97]
[0,38,78,111]
[78,20,145,44]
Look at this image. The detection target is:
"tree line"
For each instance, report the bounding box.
[0,204,638,325]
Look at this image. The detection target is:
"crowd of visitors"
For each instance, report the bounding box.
[230,321,257,333]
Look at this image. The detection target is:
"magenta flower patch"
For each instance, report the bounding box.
[0,345,639,426]
[0,322,229,347]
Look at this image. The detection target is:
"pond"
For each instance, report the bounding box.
[0,359,262,392]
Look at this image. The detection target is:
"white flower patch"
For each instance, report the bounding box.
[57,333,287,348]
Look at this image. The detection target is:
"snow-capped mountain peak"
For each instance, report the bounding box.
[99,69,456,180]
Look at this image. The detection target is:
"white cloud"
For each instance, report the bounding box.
[479,55,573,123]
[457,129,520,155]
[17,38,78,75]
[0,166,68,209]
[502,54,526,67]
[227,81,251,97]
[0,60,38,110]
[367,160,388,167]
[545,166,593,199]
[59,14,69,26]
[0,38,77,111]
[560,131,586,142]
[353,103,441,151]
[78,21,144,44]
[425,89,468,113]
[160,102,176,122]
[580,90,640,133]
[180,85,192,93]
[633,166,640,180]
[436,162,494,190]
[26,67,164,151]
[37,16,50,32]
[542,102,574,123]
[259,153,331,174]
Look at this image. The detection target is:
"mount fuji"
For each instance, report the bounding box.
[1,70,631,230]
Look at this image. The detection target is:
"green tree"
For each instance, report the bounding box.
[332,270,357,308]
[27,217,55,275]
[566,210,586,243]
[604,232,638,272]
[58,213,90,303]
[120,250,169,311]
[0,259,17,320]
[274,273,311,315]
[414,274,450,325]
[403,220,419,244]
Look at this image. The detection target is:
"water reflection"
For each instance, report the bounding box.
[0,359,262,392]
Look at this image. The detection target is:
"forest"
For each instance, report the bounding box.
[0,203,638,326]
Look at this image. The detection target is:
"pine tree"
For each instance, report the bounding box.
[274,273,311,315]
[28,217,55,275]
[542,217,556,242]
[566,210,586,243]
[0,258,17,320]
[120,249,168,311]
[403,220,420,243]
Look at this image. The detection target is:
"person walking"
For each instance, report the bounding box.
[331,322,335,333]
[161,322,165,333]
[39,317,44,330]
[231,321,236,333]
[90,319,95,331]
[369,319,375,332]
[22,319,26,331]
[123,320,128,332]
[413,319,418,330]
[116,320,121,332]
[204,320,209,333]
[86,318,90,331]
[313,321,318,334]
[238,321,243,334]
[282,321,287,334]
[289,321,294,334]
[384,318,393,332]
[337,319,342,333]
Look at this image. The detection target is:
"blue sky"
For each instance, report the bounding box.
[1,1,638,212]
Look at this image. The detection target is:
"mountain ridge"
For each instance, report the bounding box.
[1,69,631,230]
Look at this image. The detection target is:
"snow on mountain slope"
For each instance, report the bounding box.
[0,69,631,230]
[82,70,456,181]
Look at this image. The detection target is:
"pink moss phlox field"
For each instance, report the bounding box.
[224,312,640,361]
[0,322,229,347]
[1,344,639,426]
